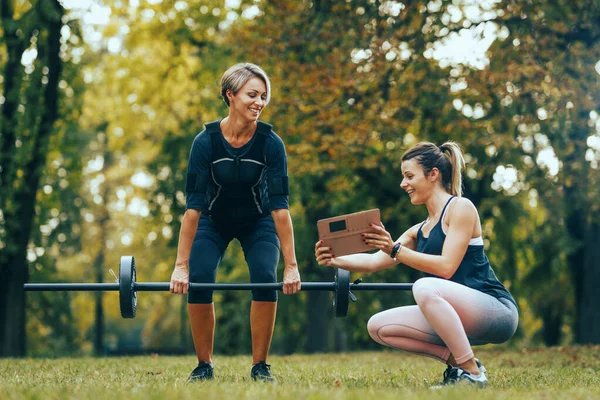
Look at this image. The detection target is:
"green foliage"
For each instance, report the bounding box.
[7,0,599,354]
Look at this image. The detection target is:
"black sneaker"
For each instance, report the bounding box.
[250,361,275,383]
[188,361,214,382]
[431,365,488,389]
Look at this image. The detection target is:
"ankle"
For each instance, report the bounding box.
[458,359,480,375]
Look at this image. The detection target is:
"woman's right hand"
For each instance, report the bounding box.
[170,264,189,294]
[315,240,342,268]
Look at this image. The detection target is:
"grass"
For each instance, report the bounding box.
[1,346,599,399]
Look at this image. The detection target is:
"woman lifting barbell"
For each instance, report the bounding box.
[315,141,518,388]
[170,63,301,383]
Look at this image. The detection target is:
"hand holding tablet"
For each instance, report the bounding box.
[317,209,381,257]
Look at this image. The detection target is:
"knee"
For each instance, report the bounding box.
[252,289,278,302]
[188,290,214,304]
[412,277,440,308]
[188,260,218,304]
[247,241,278,285]
[367,313,385,344]
[247,242,278,302]
[250,269,277,302]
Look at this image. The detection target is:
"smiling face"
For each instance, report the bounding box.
[400,158,439,204]
[227,77,268,122]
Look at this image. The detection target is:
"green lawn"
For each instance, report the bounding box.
[1,346,599,399]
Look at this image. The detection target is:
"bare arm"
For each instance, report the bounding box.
[170,209,201,294]
[365,198,477,278]
[315,222,420,273]
[272,208,301,294]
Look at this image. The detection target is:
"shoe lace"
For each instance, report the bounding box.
[442,365,455,384]
[443,366,464,385]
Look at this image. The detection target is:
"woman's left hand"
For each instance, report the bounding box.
[363,222,395,256]
[283,265,301,294]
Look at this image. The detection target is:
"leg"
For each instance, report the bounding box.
[250,301,277,364]
[188,303,215,363]
[412,277,518,374]
[244,240,279,364]
[367,281,517,367]
[239,215,280,365]
[367,305,451,363]
[188,216,230,364]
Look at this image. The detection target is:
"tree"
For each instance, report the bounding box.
[0,0,67,357]
[470,0,600,343]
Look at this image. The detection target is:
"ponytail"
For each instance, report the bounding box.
[402,141,465,197]
[438,142,465,197]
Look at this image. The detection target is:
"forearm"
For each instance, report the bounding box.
[396,247,456,278]
[330,253,386,273]
[271,209,297,268]
[175,209,201,267]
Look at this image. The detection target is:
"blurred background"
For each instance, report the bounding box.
[1,0,599,357]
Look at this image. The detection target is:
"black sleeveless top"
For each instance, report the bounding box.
[417,197,517,307]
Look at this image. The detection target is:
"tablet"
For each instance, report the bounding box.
[317,209,381,257]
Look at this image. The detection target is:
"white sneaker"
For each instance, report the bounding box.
[475,358,487,374]
[431,365,488,389]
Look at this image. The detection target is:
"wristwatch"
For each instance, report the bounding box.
[390,242,402,261]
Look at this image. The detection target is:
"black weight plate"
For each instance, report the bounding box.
[119,256,137,318]
[333,268,350,318]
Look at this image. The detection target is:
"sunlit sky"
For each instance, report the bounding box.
[47,0,600,218]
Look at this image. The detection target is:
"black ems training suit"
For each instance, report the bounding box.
[185,120,290,303]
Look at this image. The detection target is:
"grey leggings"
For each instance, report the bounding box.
[367,277,518,364]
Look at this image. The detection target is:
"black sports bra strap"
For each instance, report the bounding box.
[441,196,455,214]
[438,196,456,226]
[418,197,455,237]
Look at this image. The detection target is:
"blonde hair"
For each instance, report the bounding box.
[220,63,271,107]
[401,141,465,197]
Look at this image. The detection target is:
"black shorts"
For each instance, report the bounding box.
[188,213,280,303]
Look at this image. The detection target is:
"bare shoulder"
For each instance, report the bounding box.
[448,197,479,220]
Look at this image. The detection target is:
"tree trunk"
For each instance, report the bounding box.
[304,290,332,352]
[0,255,28,356]
[575,221,600,343]
[565,183,600,344]
[333,318,347,352]
[541,310,563,346]
[93,247,105,355]
[0,0,26,357]
[92,131,113,356]
[0,0,64,357]
[301,178,335,353]
[0,1,28,195]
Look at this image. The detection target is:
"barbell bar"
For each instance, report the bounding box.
[24,256,414,318]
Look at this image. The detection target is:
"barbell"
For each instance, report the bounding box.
[24,256,414,318]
